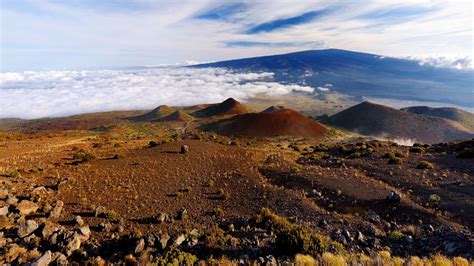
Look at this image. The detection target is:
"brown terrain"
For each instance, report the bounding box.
[193,98,251,117]
[402,106,474,132]
[208,108,326,138]
[0,98,472,265]
[324,101,474,144]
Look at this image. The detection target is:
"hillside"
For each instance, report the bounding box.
[208,108,326,138]
[323,102,474,143]
[402,106,474,131]
[157,110,194,122]
[193,98,250,117]
[128,105,175,122]
[193,49,474,108]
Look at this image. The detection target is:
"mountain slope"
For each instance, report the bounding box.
[401,106,474,131]
[323,102,474,143]
[158,110,194,122]
[208,108,326,138]
[128,105,175,122]
[193,98,250,117]
[193,49,474,107]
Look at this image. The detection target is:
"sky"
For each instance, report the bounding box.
[1,0,473,72]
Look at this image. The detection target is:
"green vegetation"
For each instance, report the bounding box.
[217,189,230,200]
[388,230,404,240]
[417,161,434,169]
[72,149,96,162]
[154,248,197,266]
[276,225,326,257]
[388,157,403,165]
[409,147,426,154]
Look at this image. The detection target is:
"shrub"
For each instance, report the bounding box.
[256,208,292,233]
[295,254,316,266]
[322,252,347,266]
[207,179,215,187]
[395,152,406,158]
[393,257,405,266]
[72,150,96,162]
[378,250,391,264]
[154,247,197,266]
[410,147,426,154]
[388,230,404,240]
[276,225,326,257]
[212,207,224,218]
[388,157,403,165]
[430,255,452,266]
[417,161,433,169]
[217,189,230,200]
[453,257,469,266]
[383,152,396,159]
[104,209,117,219]
[202,226,230,248]
[429,194,441,202]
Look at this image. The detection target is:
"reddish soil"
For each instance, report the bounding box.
[211,108,326,138]
[193,98,250,117]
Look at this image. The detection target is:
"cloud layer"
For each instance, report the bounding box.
[0,67,313,119]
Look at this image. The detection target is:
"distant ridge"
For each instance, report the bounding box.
[193,49,474,108]
[324,101,474,143]
[402,106,474,131]
[208,108,326,138]
[128,105,175,122]
[261,106,285,113]
[193,98,250,117]
[158,110,194,122]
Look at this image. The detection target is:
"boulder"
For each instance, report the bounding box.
[134,238,145,254]
[386,190,402,203]
[0,206,8,216]
[180,145,189,154]
[18,219,39,238]
[17,200,39,216]
[31,250,52,266]
[49,200,64,219]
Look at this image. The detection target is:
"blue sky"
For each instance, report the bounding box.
[0,0,472,71]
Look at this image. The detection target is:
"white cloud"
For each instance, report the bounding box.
[407,56,472,70]
[1,0,472,71]
[0,67,314,119]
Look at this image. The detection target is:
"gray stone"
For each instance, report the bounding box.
[31,250,52,266]
[0,189,8,199]
[180,145,189,154]
[74,216,84,226]
[157,213,169,223]
[174,234,186,246]
[31,186,48,200]
[6,195,18,206]
[95,206,107,217]
[49,200,64,219]
[158,233,170,250]
[386,190,402,203]
[0,206,8,216]
[17,200,39,216]
[134,238,145,254]
[18,219,38,238]
[41,221,60,240]
[65,236,81,256]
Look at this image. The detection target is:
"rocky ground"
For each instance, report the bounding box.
[0,116,473,264]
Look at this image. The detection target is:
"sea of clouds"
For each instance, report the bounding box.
[0,67,314,119]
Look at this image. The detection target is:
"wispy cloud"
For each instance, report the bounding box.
[1,0,472,71]
[225,40,326,48]
[0,67,314,119]
[244,9,332,34]
[194,3,247,22]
